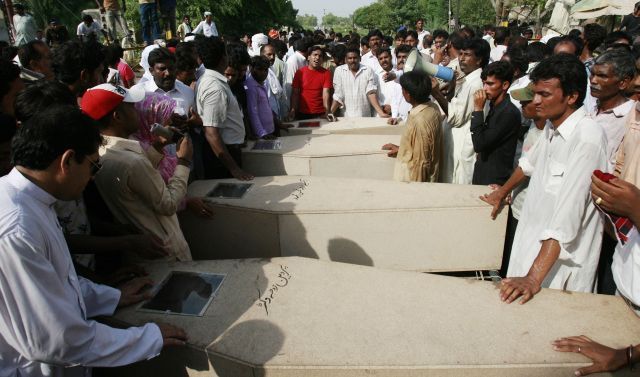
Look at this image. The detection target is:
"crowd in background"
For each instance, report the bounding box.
[1,1,640,376]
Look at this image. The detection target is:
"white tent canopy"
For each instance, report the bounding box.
[571,0,633,19]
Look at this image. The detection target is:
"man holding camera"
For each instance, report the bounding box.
[82,83,193,262]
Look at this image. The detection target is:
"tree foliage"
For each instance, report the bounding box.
[23,0,94,29]
[296,14,318,30]
[125,0,298,37]
[321,13,353,34]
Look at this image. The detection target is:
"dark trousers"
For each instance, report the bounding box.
[297,112,324,120]
[597,232,618,295]
[500,208,518,277]
[202,142,243,179]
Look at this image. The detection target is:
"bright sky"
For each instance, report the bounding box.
[291,0,376,19]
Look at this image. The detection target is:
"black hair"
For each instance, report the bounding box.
[460,26,476,38]
[526,41,551,63]
[568,29,582,39]
[377,48,391,57]
[432,29,449,41]
[503,46,528,77]
[394,44,412,56]
[461,38,491,68]
[508,35,528,51]
[530,53,587,108]
[166,38,179,48]
[481,61,514,85]
[484,25,496,32]
[406,30,418,40]
[249,55,270,70]
[494,27,509,45]
[399,70,432,103]
[307,45,325,56]
[194,36,226,70]
[82,14,93,23]
[51,40,105,85]
[448,32,465,50]
[14,80,76,122]
[104,44,123,67]
[554,35,583,56]
[546,36,562,52]
[11,105,102,170]
[583,23,606,52]
[368,29,383,41]
[593,49,636,81]
[360,36,369,47]
[416,18,425,23]
[226,43,251,70]
[0,41,18,61]
[383,35,393,46]
[294,37,313,52]
[346,47,361,57]
[332,44,347,63]
[18,40,46,69]
[604,31,633,48]
[148,47,175,68]
[395,30,408,40]
[0,58,21,101]
[175,41,198,71]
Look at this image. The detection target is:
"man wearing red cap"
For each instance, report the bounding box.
[82,83,194,262]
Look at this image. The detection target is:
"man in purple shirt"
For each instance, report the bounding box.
[246,56,276,139]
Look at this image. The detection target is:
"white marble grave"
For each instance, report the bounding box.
[180,176,507,272]
[109,257,640,377]
[242,134,400,180]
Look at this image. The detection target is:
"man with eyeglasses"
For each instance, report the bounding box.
[0,104,187,376]
[81,83,194,262]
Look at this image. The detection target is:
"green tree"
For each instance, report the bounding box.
[297,13,318,30]
[24,0,94,30]
[321,13,353,34]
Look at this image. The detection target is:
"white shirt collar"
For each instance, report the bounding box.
[7,168,57,206]
[553,106,587,140]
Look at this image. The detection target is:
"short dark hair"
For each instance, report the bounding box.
[481,61,514,86]
[307,45,325,56]
[554,35,583,56]
[360,36,369,47]
[294,37,312,52]
[15,80,76,122]
[394,44,412,56]
[461,38,491,68]
[249,55,270,70]
[18,40,46,69]
[195,36,226,70]
[583,23,606,52]
[51,40,105,85]
[395,30,408,40]
[406,30,418,40]
[175,42,198,72]
[399,70,432,103]
[148,47,175,68]
[377,48,391,58]
[368,29,383,41]
[11,105,102,170]
[604,31,633,47]
[526,41,551,63]
[503,46,528,76]
[530,53,587,108]
[82,14,93,23]
[593,49,636,81]
[432,29,449,41]
[226,43,250,70]
[346,47,361,57]
[104,44,124,67]
[460,26,476,38]
[449,32,465,50]
[0,58,21,101]
[494,27,509,45]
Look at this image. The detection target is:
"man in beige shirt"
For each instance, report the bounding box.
[382,70,443,182]
[81,83,193,261]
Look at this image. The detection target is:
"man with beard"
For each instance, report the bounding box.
[375,48,404,118]
[361,29,384,73]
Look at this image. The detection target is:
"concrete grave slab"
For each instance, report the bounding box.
[180,176,507,272]
[242,134,400,180]
[108,257,640,377]
[285,117,406,136]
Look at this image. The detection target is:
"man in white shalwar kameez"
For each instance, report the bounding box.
[495,54,607,304]
[0,105,187,376]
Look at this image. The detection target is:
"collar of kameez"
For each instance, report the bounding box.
[8,168,57,206]
[143,78,178,95]
[599,99,635,118]
[410,103,429,115]
[204,68,229,84]
[101,135,145,155]
[552,106,587,141]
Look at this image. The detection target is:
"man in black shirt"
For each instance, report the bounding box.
[619,2,640,39]
[470,61,521,185]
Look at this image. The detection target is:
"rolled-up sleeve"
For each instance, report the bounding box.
[332,69,344,104]
[365,70,377,95]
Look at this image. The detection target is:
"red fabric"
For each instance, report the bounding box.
[117,60,135,87]
[292,66,332,115]
[80,90,123,120]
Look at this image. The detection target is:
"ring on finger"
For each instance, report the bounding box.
[595,196,603,205]
[577,346,581,353]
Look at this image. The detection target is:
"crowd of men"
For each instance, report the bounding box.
[1,1,640,376]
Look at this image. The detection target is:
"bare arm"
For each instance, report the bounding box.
[322,88,331,115]
[480,166,527,219]
[289,87,300,119]
[367,92,390,118]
